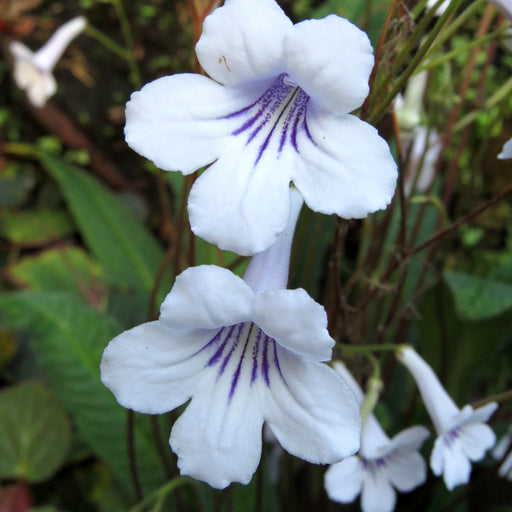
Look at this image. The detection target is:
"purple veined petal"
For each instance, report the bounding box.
[168,321,286,488]
[263,346,361,464]
[187,126,292,255]
[252,288,334,362]
[100,321,215,414]
[124,73,271,175]
[291,105,398,219]
[220,74,315,167]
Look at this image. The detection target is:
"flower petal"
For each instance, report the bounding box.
[463,402,498,424]
[285,15,374,115]
[291,109,397,219]
[125,74,267,174]
[387,425,430,452]
[361,470,396,512]
[252,288,334,361]
[498,451,512,479]
[160,266,253,330]
[195,0,291,86]
[386,451,427,492]
[170,363,264,488]
[499,137,512,159]
[442,442,472,490]
[430,436,444,477]
[458,423,496,462]
[100,321,212,414]
[187,138,292,255]
[33,16,86,71]
[324,456,363,503]
[264,347,360,463]
[9,41,33,61]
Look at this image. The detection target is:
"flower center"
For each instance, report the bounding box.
[202,322,283,402]
[223,74,313,166]
[362,456,388,477]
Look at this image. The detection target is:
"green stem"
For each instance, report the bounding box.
[410,195,449,228]
[422,0,486,60]
[360,375,383,426]
[369,0,464,125]
[85,23,129,60]
[111,0,142,88]
[1,142,41,158]
[417,28,505,72]
[129,477,191,512]
[454,74,512,131]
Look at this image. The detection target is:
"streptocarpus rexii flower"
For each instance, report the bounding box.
[398,346,498,491]
[100,189,361,489]
[9,17,86,108]
[125,0,397,256]
[493,425,512,481]
[325,363,429,512]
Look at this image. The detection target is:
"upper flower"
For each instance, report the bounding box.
[125,0,397,255]
[398,346,498,491]
[325,363,429,512]
[9,16,86,108]
[100,189,361,488]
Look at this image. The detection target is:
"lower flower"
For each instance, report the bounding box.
[101,191,360,488]
[398,346,498,490]
[325,363,429,512]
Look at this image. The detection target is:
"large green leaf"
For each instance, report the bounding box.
[0,381,71,483]
[6,247,105,300]
[444,271,512,320]
[39,152,165,295]
[0,209,74,246]
[0,292,166,495]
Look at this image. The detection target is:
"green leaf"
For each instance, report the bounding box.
[0,292,166,495]
[39,152,165,294]
[6,247,105,301]
[0,381,71,482]
[444,271,512,320]
[0,209,74,246]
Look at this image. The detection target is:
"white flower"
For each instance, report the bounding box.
[125,0,397,256]
[394,71,428,135]
[498,138,512,159]
[403,127,442,197]
[100,189,361,489]
[427,0,452,16]
[325,363,429,512]
[398,346,498,490]
[9,16,86,108]
[493,426,512,481]
[489,0,512,21]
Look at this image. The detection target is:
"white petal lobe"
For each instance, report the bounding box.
[285,15,374,115]
[196,0,292,86]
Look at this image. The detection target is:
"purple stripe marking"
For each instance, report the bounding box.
[221,74,314,166]
[206,325,234,367]
[261,335,270,386]
[251,328,263,385]
[272,341,285,382]
[229,323,254,400]
[218,323,244,378]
